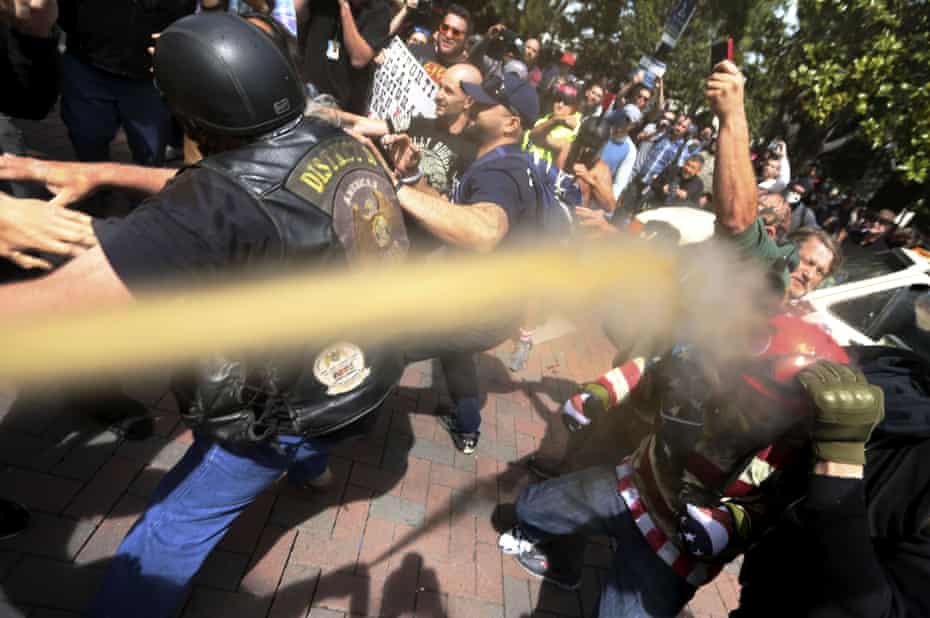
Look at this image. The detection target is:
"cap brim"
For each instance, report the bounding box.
[460,81,497,106]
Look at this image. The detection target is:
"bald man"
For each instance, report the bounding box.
[335,63,482,195]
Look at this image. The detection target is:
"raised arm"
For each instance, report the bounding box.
[338,0,376,69]
[706,61,757,234]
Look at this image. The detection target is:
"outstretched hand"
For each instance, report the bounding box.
[0,191,97,270]
[381,133,421,178]
[0,154,100,207]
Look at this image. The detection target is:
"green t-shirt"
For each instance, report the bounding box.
[721,217,798,290]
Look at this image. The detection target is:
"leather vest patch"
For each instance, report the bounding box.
[331,168,409,265]
[284,136,409,264]
[285,136,381,213]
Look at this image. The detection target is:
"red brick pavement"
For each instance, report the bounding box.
[0,327,742,618]
[0,113,741,617]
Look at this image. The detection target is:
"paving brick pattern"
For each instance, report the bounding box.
[0,114,742,617]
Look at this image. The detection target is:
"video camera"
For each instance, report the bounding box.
[564,115,610,171]
[485,28,523,60]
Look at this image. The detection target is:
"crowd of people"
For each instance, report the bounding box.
[1,0,929,616]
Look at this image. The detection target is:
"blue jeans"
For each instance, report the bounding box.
[60,53,172,165]
[515,465,695,617]
[87,434,330,618]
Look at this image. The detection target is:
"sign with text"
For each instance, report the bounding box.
[660,0,698,49]
[368,38,438,131]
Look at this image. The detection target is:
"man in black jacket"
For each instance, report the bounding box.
[0,0,95,539]
[732,347,930,617]
[57,0,194,165]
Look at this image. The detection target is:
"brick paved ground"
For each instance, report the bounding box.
[0,114,741,617]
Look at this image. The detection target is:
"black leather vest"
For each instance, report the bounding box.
[177,117,409,443]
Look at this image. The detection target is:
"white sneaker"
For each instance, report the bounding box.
[498,526,536,555]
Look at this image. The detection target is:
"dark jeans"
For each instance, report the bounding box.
[404,318,516,435]
[515,466,695,617]
[60,53,172,165]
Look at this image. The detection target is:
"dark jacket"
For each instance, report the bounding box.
[59,0,194,79]
[733,346,930,617]
[0,23,60,119]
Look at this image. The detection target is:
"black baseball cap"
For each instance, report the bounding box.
[461,73,539,128]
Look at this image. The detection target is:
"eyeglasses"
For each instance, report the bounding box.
[439,23,466,39]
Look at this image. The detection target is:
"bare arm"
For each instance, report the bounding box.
[575,162,616,213]
[395,185,508,252]
[707,61,757,234]
[0,245,133,317]
[334,110,390,137]
[339,0,375,69]
[0,155,176,206]
[389,4,409,35]
[527,116,561,144]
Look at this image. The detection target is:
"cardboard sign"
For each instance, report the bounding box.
[368,37,438,131]
[636,55,668,90]
[660,0,699,49]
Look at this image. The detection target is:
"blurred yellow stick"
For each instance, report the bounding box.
[0,243,679,385]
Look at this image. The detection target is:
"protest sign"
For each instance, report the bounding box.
[368,37,438,131]
[660,0,698,49]
[636,55,668,90]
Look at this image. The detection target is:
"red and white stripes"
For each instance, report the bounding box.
[615,462,721,588]
[596,357,647,408]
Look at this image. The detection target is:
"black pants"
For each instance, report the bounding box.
[403,317,517,434]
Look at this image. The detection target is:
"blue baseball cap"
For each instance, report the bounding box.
[461,73,539,128]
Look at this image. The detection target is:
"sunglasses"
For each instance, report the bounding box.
[439,23,466,39]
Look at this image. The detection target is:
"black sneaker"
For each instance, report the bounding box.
[498,527,580,590]
[438,414,479,455]
[0,499,30,540]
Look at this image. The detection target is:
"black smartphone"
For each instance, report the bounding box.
[711,38,734,72]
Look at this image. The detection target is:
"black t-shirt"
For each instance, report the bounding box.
[301,0,391,114]
[655,166,703,206]
[454,144,537,246]
[93,168,281,292]
[409,42,456,85]
[406,116,476,196]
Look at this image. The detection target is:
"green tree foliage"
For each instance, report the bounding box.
[788,0,930,183]
[454,0,927,186]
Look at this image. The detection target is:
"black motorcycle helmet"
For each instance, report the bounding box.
[153,13,306,138]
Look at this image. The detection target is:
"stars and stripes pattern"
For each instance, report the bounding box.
[562,392,592,426]
[616,462,720,587]
[679,503,735,559]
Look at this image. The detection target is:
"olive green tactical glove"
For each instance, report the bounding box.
[798,361,884,466]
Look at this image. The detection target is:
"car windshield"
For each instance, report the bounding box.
[829,249,915,286]
[830,284,930,360]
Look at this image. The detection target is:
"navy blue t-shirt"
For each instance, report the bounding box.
[454,144,537,246]
[93,168,281,293]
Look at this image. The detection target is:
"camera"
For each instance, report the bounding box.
[486,29,522,60]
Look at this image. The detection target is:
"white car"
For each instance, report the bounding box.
[798,247,930,355]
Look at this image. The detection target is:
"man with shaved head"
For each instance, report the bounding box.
[334,62,481,196]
